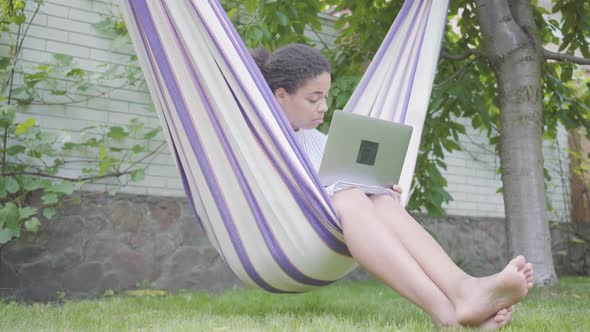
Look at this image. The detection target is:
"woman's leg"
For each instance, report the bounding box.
[332,188,458,328]
[334,188,516,329]
[368,194,533,325]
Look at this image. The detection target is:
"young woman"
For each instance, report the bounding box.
[251,43,533,329]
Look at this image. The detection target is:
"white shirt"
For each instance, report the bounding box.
[293,129,394,197]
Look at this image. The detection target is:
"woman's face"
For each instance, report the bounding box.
[275,72,331,131]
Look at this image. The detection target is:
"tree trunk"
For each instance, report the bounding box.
[476,0,558,285]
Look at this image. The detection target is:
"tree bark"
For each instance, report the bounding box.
[476,0,558,285]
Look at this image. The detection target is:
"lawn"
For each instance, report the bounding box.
[1,277,589,331]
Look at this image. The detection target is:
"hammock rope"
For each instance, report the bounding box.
[119,0,448,293]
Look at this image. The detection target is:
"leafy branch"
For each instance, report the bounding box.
[0,1,162,245]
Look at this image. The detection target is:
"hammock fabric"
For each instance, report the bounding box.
[119,0,448,293]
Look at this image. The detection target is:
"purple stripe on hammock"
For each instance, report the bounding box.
[207,0,343,232]
[160,2,336,287]
[129,0,289,294]
[345,0,416,113]
[200,1,350,246]
[400,0,449,123]
[165,113,206,231]
[400,0,433,123]
[389,0,429,122]
[372,0,426,121]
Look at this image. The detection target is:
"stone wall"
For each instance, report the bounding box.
[1,194,588,301]
[0,194,240,301]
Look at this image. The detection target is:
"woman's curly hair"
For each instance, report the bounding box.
[250,43,331,94]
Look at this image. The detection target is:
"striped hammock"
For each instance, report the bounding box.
[119,0,448,293]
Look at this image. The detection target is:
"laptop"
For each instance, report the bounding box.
[318,111,413,187]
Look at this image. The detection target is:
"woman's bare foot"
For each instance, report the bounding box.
[524,262,534,288]
[455,256,532,325]
[475,306,515,330]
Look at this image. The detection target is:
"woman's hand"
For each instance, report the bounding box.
[387,184,403,201]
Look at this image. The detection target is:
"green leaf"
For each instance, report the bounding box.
[0,228,19,244]
[48,182,76,195]
[18,207,37,220]
[53,53,73,66]
[93,17,116,36]
[130,168,145,182]
[5,177,19,194]
[571,236,586,244]
[24,72,49,87]
[99,145,108,159]
[13,13,26,25]
[67,68,84,77]
[98,157,113,175]
[23,177,49,191]
[244,0,258,14]
[24,217,41,233]
[276,11,289,26]
[15,118,35,135]
[0,57,11,70]
[41,193,59,205]
[0,203,19,228]
[144,128,161,139]
[51,89,67,96]
[6,144,26,155]
[107,126,129,140]
[43,208,56,219]
[0,107,15,128]
[131,144,144,154]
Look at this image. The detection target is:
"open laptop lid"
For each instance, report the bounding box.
[318,111,413,188]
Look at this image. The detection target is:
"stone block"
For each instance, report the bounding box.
[150,199,181,230]
[52,248,82,273]
[99,272,121,291]
[82,215,109,234]
[110,246,152,289]
[46,215,85,240]
[83,235,121,261]
[0,260,20,297]
[62,262,103,293]
[18,279,62,301]
[180,216,208,246]
[109,201,143,232]
[154,233,178,259]
[2,242,46,265]
[19,258,54,282]
[156,246,239,292]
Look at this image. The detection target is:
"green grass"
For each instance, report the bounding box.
[1,277,589,331]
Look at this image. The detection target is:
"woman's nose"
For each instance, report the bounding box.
[319,98,328,113]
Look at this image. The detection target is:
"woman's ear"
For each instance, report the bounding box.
[274,88,288,106]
